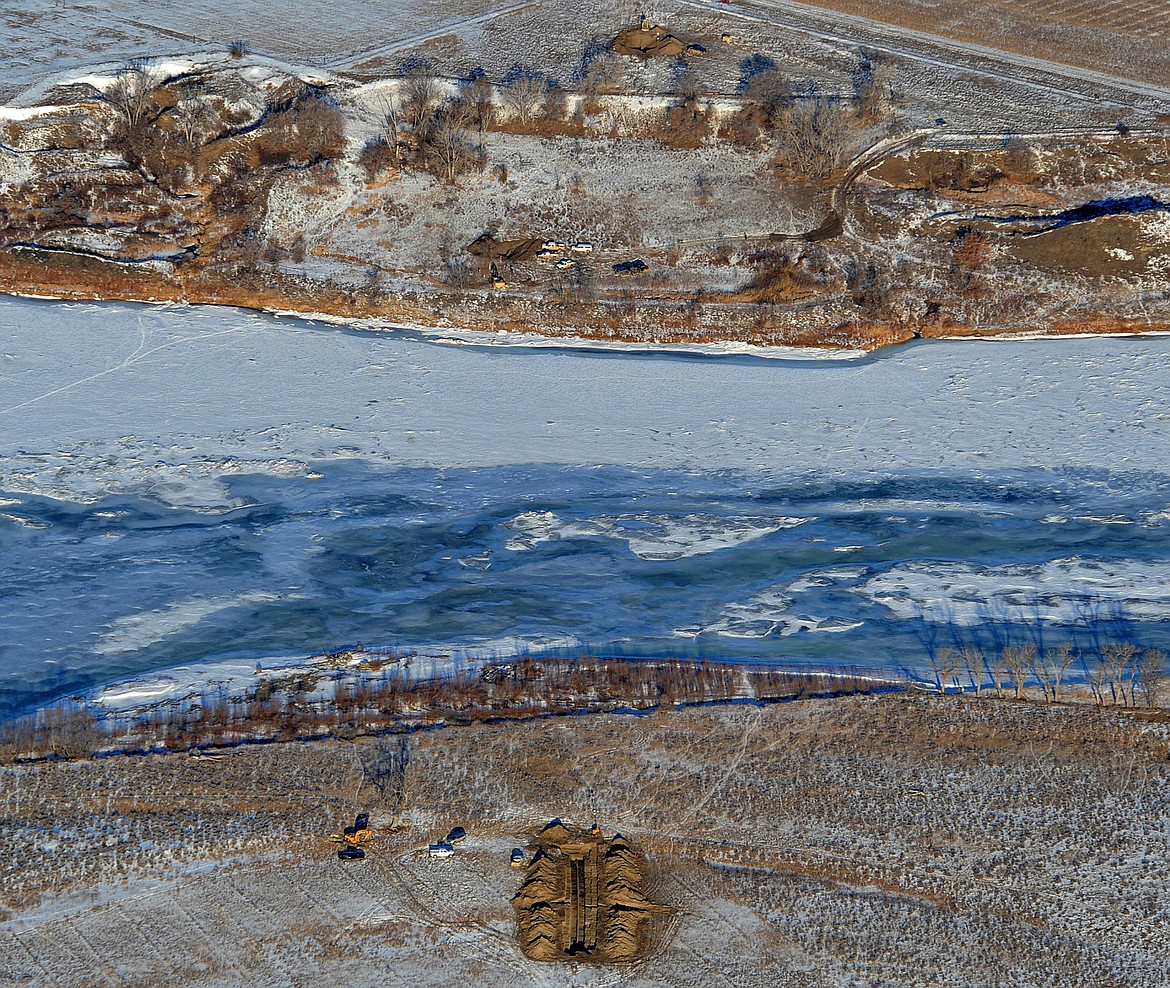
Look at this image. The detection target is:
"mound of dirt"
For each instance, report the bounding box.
[613,25,702,59]
[512,819,672,964]
[466,232,543,263]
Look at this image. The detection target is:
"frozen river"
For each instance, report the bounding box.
[2,295,1170,713]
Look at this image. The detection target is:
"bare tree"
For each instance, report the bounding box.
[39,705,105,759]
[173,97,210,147]
[927,647,961,695]
[568,261,597,302]
[1029,642,1071,703]
[1137,648,1166,708]
[375,93,404,160]
[989,649,1009,700]
[853,49,893,122]
[960,645,985,696]
[287,94,347,164]
[1101,642,1138,706]
[543,86,569,127]
[102,60,157,129]
[579,45,625,106]
[465,74,495,133]
[502,74,547,127]
[422,108,475,183]
[1003,643,1035,700]
[1086,648,1113,707]
[404,67,440,129]
[694,170,711,205]
[779,94,852,181]
[742,66,790,125]
[671,62,701,103]
[1040,642,1077,704]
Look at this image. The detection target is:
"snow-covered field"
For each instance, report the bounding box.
[3,294,1170,714]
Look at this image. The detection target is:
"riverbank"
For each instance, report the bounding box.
[0,247,911,355]
[7,42,1170,358]
[0,654,900,763]
[4,636,1165,766]
[9,259,1170,357]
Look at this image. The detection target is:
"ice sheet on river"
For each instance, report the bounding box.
[857,558,1170,626]
[5,297,1170,502]
[503,509,807,560]
[5,297,1170,712]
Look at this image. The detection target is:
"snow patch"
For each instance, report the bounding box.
[1,445,310,510]
[504,510,806,559]
[92,634,581,714]
[702,584,863,639]
[856,558,1170,626]
[421,325,868,361]
[95,591,287,655]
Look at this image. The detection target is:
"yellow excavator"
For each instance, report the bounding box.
[329,812,375,860]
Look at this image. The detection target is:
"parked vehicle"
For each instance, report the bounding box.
[613,258,648,276]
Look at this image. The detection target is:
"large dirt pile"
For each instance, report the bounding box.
[511,849,565,961]
[612,24,701,59]
[512,820,671,964]
[466,232,543,262]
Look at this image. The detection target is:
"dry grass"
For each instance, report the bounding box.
[798,0,1170,82]
[4,694,1170,985]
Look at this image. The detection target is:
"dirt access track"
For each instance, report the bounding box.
[3,694,1170,986]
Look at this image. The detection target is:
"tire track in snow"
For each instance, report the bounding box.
[680,0,1159,107]
[321,1,537,72]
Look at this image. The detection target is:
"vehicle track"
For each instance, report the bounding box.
[19,921,122,988]
[679,0,1165,108]
[321,1,536,72]
[385,851,546,981]
[102,903,173,976]
[672,829,1170,952]
[1,927,55,987]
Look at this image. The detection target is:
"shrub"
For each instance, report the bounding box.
[359,136,397,181]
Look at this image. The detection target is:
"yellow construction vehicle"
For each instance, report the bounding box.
[329,812,375,860]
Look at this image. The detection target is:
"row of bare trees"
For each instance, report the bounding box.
[83,58,347,194]
[363,62,579,184]
[926,640,1167,707]
[362,69,490,184]
[357,41,895,187]
[88,38,897,195]
[0,658,884,762]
